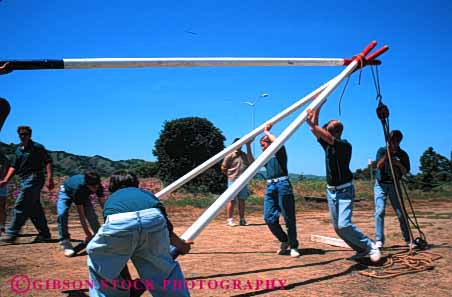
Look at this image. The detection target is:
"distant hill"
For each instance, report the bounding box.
[253,171,325,181]
[0,141,155,177]
[289,173,325,181]
[0,141,326,179]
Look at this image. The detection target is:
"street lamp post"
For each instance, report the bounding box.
[243,93,269,154]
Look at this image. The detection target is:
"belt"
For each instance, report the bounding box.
[326,181,353,191]
[106,208,161,223]
[267,176,289,184]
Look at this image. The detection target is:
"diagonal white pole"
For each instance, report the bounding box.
[155,79,332,199]
[180,57,362,241]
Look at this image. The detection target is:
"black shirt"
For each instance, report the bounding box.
[63,174,104,205]
[319,137,353,186]
[375,147,410,182]
[264,146,289,179]
[13,140,52,178]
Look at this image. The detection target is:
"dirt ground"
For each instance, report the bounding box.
[1,199,451,297]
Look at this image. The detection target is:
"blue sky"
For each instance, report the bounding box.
[0,0,451,176]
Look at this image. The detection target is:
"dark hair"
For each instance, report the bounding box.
[390,130,403,142]
[233,137,241,143]
[108,170,139,193]
[17,125,32,136]
[259,135,272,143]
[84,170,101,186]
[323,120,343,137]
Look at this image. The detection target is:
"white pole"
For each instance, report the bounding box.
[155,79,332,199]
[180,58,361,241]
[63,57,346,69]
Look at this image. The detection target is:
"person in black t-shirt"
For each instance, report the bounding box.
[374,130,411,248]
[0,125,54,244]
[306,104,380,262]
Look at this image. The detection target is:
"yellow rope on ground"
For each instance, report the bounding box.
[360,249,442,279]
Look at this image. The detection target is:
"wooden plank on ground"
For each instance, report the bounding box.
[310,234,351,249]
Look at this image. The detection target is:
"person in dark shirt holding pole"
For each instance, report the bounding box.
[0,125,54,243]
[306,105,381,262]
[57,170,105,257]
[374,130,411,248]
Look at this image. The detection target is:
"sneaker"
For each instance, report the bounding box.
[375,241,383,248]
[239,218,248,226]
[0,234,17,244]
[226,218,237,227]
[277,242,290,255]
[60,239,75,257]
[33,234,52,243]
[368,246,381,263]
[290,248,301,258]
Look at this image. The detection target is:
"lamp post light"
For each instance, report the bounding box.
[242,93,270,154]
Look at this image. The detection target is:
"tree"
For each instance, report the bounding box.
[420,147,452,180]
[417,147,452,190]
[153,117,227,194]
[131,162,159,178]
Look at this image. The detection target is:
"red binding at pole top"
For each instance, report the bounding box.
[343,41,389,69]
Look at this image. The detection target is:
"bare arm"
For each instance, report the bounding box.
[263,123,277,142]
[306,105,334,145]
[46,162,54,190]
[0,167,15,187]
[376,154,387,169]
[245,141,254,163]
[170,232,193,255]
[76,205,93,242]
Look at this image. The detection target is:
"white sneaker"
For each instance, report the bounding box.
[290,248,301,258]
[368,246,381,263]
[375,241,383,248]
[277,242,289,255]
[60,239,75,257]
[226,218,237,227]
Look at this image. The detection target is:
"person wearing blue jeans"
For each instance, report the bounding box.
[0,125,54,244]
[57,171,104,257]
[87,170,193,297]
[259,123,300,258]
[374,130,411,248]
[306,105,381,262]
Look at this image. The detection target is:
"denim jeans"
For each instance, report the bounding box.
[374,181,410,244]
[263,179,298,249]
[57,188,100,241]
[326,184,373,253]
[7,174,51,238]
[87,208,189,297]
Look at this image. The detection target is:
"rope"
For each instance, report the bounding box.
[359,64,439,279]
[0,62,10,74]
[338,75,351,116]
[359,250,442,279]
